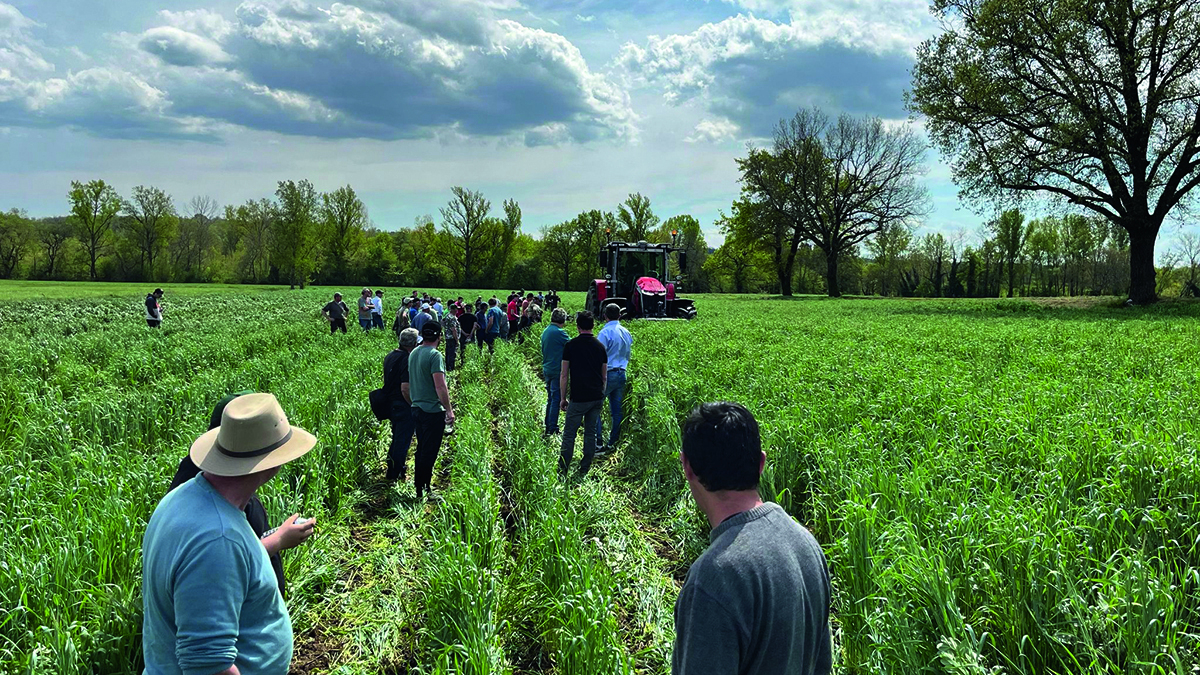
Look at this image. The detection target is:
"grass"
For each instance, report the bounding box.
[1,285,1198,674]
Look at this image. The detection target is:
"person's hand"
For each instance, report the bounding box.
[445,409,455,424]
[268,514,315,552]
[560,397,569,411]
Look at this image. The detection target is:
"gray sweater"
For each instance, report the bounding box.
[673,502,832,675]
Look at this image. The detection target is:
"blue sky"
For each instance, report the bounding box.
[0,0,1141,249]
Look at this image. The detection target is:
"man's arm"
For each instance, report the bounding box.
[401,382,411,404]
[261,514,315,556]
[559,361,570,410]
[172,538,247,675]
[432,372,455,422]
[672,583,742,675]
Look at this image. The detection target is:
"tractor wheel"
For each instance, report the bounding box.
[584,284,597,315]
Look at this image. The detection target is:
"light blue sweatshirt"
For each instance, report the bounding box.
[142,474,292,675]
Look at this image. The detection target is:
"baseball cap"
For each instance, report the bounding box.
[421,321,442,340]
[421,302,431,310]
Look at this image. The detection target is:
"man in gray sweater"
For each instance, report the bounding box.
[673,401,832,675]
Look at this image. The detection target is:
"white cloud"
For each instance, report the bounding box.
[685,118,739,143]
[618,13,920,138]
[139,26,232,67]
[576,14,595,23]
[0,0,636,144]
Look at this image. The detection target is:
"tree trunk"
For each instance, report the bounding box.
[1006,258,1016,298]
[825,251,841,297]
[778,265,793,297]
[1127,226,1159,304]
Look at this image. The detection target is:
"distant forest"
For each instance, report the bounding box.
[2,110,1197,298]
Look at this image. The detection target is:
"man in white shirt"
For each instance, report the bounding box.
[595,303,632,454]
[372,290,385,330]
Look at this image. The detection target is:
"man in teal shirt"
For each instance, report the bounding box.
[540,308,570,435]
[408,321,455,500]
[142,393,317,675]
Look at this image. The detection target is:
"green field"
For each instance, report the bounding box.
[2,283,1199,674]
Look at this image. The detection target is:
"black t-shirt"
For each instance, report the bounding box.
[562,334,608,402]
[459,312,477,334]
[323,301,349,320]
[547,293,560,309]
[383,348,410,401]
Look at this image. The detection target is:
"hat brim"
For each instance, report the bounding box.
[189,425,317,477]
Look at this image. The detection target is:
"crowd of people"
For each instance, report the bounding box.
[138,286,833,675]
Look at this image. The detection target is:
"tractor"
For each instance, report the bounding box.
[585,233,697,320]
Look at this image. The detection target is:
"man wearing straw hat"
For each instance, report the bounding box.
[142,393,317,675]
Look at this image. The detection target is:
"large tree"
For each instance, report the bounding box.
[67,180,122,280]
[0,209,33,278]
[661,214,710,290]
[542,219,586,290]
[273,180,321,288]
[616,193,659,242]
[226,199,276,283]
[35,218,74,279]
[739,108,930,296]
[320,185,368,284]
[439,187,491,286]
[991,209,1029,297]
[910,0,1200,304]
[122,186,178,280]
[867,221,913,296]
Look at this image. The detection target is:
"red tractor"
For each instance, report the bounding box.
[585,236,697,320]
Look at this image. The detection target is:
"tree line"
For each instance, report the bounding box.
[0,181,712,293]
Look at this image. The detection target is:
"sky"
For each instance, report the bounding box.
[0,0,1148,249]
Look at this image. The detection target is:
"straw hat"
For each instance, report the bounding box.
[190,393,316,476]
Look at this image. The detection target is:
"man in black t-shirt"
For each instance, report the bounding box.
[322,293,350,334]
[558,310,608,477]
[383,328,420,481]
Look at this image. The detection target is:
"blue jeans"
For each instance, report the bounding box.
[359,317,373,331]
[544,371,561,433]
[595,368,626,448]
[371,313,384,330]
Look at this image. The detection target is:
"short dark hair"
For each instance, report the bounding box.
[575,310,594,331]
[681,402,762,492]
[489,298,498,306]
[421,321,442,341]
[153,288,164,296]
[604,303,621,321]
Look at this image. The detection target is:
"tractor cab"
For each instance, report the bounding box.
[586,236,697,320]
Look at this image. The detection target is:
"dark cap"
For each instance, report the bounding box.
[421,321,442,340]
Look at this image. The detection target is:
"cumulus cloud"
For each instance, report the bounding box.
[685,118,739,143]
[618,13,919,140]
[139,26,231,67]
[2,0,635,144]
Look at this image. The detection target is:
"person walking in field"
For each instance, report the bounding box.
[540,308,570,436]
[413,303,433,333]
[393,297,412,335]
[558,310,607,478]
[442,309,460,373]
[546,289,561,311]
[483,298,504,354]
[322,292,350,334]
[166,392,314,597]
[433,297,444,321]
[595,303,632,455]
[673,402,832,675]
[383,328,420,482]
[142,393,318,675]
[409,321,455,501]
[372,290,385,330]
[455,301,475,366]
[357,288,375,331]
[474,301,487,353]
[145,288,164,328]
